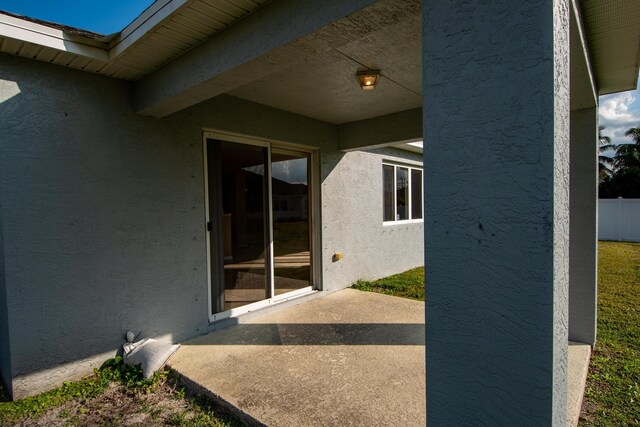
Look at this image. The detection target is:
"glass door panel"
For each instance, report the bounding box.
[214,141,269,312]
[271,150,311,295]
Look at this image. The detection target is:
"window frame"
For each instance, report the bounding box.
[382,162,424,225]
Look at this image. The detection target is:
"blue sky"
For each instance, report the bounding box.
[2,1,640,142]
[0,1,155,34]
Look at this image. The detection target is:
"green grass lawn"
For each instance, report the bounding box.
[352,266,425,301]
[353,242,640,425]
[580,241,640,426]
[0,357,239,426]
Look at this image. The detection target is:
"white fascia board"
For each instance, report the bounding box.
[108,0,189,60]
[0,14,108,61]
[571,0,598,101]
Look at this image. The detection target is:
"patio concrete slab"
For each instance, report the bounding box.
[168,289,425,426]
[567,342,591,426]
[169,288,592,425]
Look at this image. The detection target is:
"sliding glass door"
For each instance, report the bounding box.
[207,138,312,315]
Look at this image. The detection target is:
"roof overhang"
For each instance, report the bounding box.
[396,141,423,154]
[580,0,640,95]
[0,0,638,112]
[0,11,109,62]
[0,0,272,80]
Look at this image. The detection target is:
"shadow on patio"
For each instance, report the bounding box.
[179,323,425,346]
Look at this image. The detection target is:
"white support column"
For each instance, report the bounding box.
[423,0,569,424]
[569,107,598,346]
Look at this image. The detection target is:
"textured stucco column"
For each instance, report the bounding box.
[423,1,569,425]
[0,195,10,394]
[569,107,598,345]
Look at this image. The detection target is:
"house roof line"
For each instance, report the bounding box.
[0,11,110,61]
[108,0,189,60]
[0,10,107,39]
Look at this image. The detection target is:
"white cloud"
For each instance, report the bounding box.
[599,91,640,146]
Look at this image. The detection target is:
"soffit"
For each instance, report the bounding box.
[0,11,114,76]
[580,0,640,94]
[108,0,270,79]
[0,0,270,81]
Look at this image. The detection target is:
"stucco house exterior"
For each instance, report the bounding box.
[1,0,640,424]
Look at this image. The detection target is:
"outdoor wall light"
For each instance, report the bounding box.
[357,70,380,90]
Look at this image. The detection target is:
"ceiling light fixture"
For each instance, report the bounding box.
[357,70,380,90]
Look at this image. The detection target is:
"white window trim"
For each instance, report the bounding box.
[383,162,424,226]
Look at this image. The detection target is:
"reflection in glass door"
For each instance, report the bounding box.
[207,139,312,315]
[271,150,311,295]
[208,140,269,313]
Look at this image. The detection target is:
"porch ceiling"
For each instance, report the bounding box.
[132,0,419,118]
[227,3,422,124]
[0,0,638,117]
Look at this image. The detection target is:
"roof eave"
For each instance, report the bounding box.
[108,0,189,60]
[0,12,109,61]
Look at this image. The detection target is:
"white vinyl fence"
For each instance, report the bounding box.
[598,198,640,242]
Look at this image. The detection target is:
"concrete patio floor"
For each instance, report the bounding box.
[168,288,591,426]
[168,289,426,426]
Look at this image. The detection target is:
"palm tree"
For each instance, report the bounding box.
[599,126,614,181]
[613,127,640,170]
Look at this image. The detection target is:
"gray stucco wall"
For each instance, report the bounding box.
[0,53,421,397]
[321,148,424,291]
[422,0,569,425]
[2,62,208,398]
[0,185,10,393]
